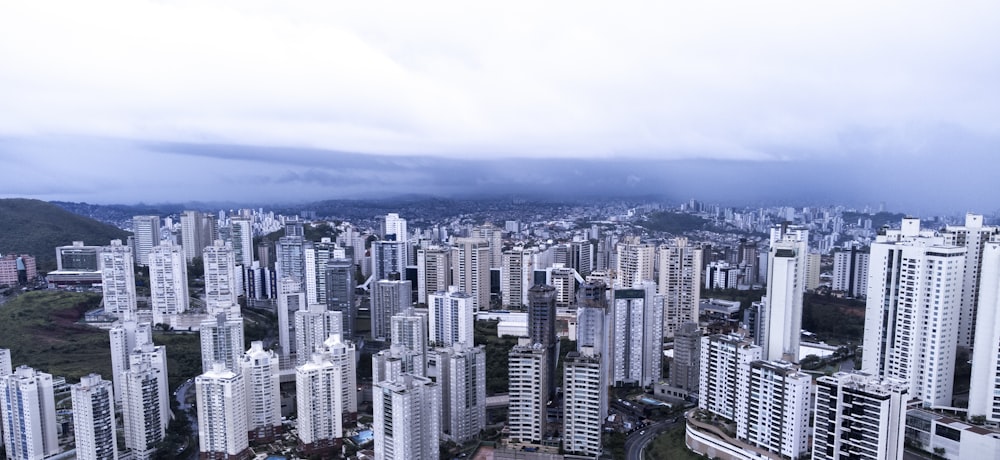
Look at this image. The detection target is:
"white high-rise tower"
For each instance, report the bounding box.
[611,282,663,386]
[203,240,239,316]
[295,353,343,457]
[71,374,118,460]
[373,374,440,460]
[431,342,485,444]
[452,238,491,311]
[941,213,1000,348]
[148,242,189,320]
[759,224,808,362]
[109,318,152,405]
[195,363,249,459]
[657,238,702,338]
[428,287,474,347]
[100,239,136,315]
[0,366,58,460]
[132,215,161,267]
[199,312,245,373]
[241,341,281,443]
[968,241,1000,422]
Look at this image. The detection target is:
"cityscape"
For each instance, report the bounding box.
[2,2,1000,459]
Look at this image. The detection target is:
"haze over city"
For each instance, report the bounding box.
[2,1,999,213]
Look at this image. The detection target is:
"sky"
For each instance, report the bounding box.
[1,1,998,213]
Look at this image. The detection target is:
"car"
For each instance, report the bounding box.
[640,430,646,435]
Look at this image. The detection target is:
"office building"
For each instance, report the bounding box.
[180,210,217,262]
[614,239,655,289]
[452,238,491,311]
[100,239,137,315]
[204,240,239,315]
[658,238,702,338]
[832,245,870,298]
[417,246,452,304]
[120,362,167,460]
[941,213,1000,348]
[0,366,58,460]
[325,257,356,339]
[373,374,440,460]
[862,218,965,406]
[295,304,344,365]
[109,319,153,405]
[432,342,485,444]
[277,277,304,357]
[296,353,344,457]
[428,287,474,347]
[196,364,249,460]
[569,240,594,277]
[562,347,605,457]
[241,342,281,443]
[704,261,741,290]
[57,241,101,272]
[132,215,161,267]
[71,374,118,460]
[611,282,663,386]
[813,372,908,460]
[200,313,245,373]
[502,248,534,308]
[372,278,412,341]
[148,242,189,319]
[508,338,548,443]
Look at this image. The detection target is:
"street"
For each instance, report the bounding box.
[624,419,677,460]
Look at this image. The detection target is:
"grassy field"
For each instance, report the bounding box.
[645,424,703,460]
[0,290,202,390]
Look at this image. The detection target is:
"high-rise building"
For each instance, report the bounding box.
[428,287,474,347]
[968,241,1000,423]
[758,225,809,362]
[452,238,491,311]
[71,374,118,460]
[100,239,136,315]
[614,239,655,289]
[373,374,440,460]
[941,213,1000,348]
[109,319,153,405]
[736,360,812,459]
[0,366,58,460]
[296,353,344,457]
[196,363,249,460]
[501,248,534,308]
[132,216,161,267]
[0,348,10,376]
[562,346,605,457]
[473,224,503,269]
[324,334,358,424]
[325,258,356,339]
[294,304,344,365]
[658,238,702,338]
[305,239,346,305]
[372,278,412,341]
[862,218,965,406]
[203,240,239,316]
[148,242,189,320]
[431,342,485,444]
[372,240,407,282]
[381,213,408,243]
[241,341,281,443]
[670,322,701,394]
[200,313,245,373]
[276,235,307,291]
[508,338,548,444]
[277,277,304,357]
[180,210,217,262]
[832,245,870,298]
[611,282,663,386]
[569,240,594,277]
[528,284,558,398]
[390,309,427,375]
[228,217,254,267]
[417,246,452,305]
[120,362,167,460]
[812,372,908,460]
[546,264,577,308]
[374,345,426,383]
[127,343,170,437]
[699,333,761,420]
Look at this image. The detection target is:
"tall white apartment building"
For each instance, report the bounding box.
[127,343,170,439]
[296,353,344,457]
[120,362,167,460]
[109,319,152,405]
[381,213,408,243]
[0,366,58,460]
[473,224,503,269]
[305,239,344,305]
[374,345,426,383]
[203,240,239,316]
[968,241,1000,422]
[180,210,216,262]
[611,282,663,386]
[428,287,474,347]
[372,279,411,341]
[277,277,304,357]
[832,246,869,298]
[372,240,407,282]
[699,333,761,420]
[736,360,812,459]
[759,225,808,362]
[804,251,822,291]
[502,247,534,308]
[941,213,1000,348]
[275,235,306,291]
[241,341,281,443]
[614,239,655,289]
[148,242,189,320]
[228,216,254,267]
[373,374,440,460]
[100,239,136,315]
[196,363,249,460]
[862,218,965,407]
[417,246,452,304]
[294,304,343,364]
[0,348,10,376]
[431,342,485,444]
[813,372,908,460]
[132,215,161,267]
[71,374,118,460]
[391,309,427,374]
[562,347,605,457]
[452,238,491,311]
[546,264,577,308]
[324,334,358,422]
[658,238,702,338]
[200,312,245,373]
[508,338,548,444]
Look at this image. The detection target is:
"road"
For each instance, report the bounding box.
[624,419,676,460]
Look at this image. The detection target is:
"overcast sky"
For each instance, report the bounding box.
[1,1,998,213]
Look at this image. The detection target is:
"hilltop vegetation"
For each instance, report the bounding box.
[0,198,130,272]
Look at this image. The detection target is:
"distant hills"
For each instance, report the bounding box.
[0,198,130,272]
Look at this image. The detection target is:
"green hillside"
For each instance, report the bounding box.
[0,198,130,272]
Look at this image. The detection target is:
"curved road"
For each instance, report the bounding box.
[624,419,678,460]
